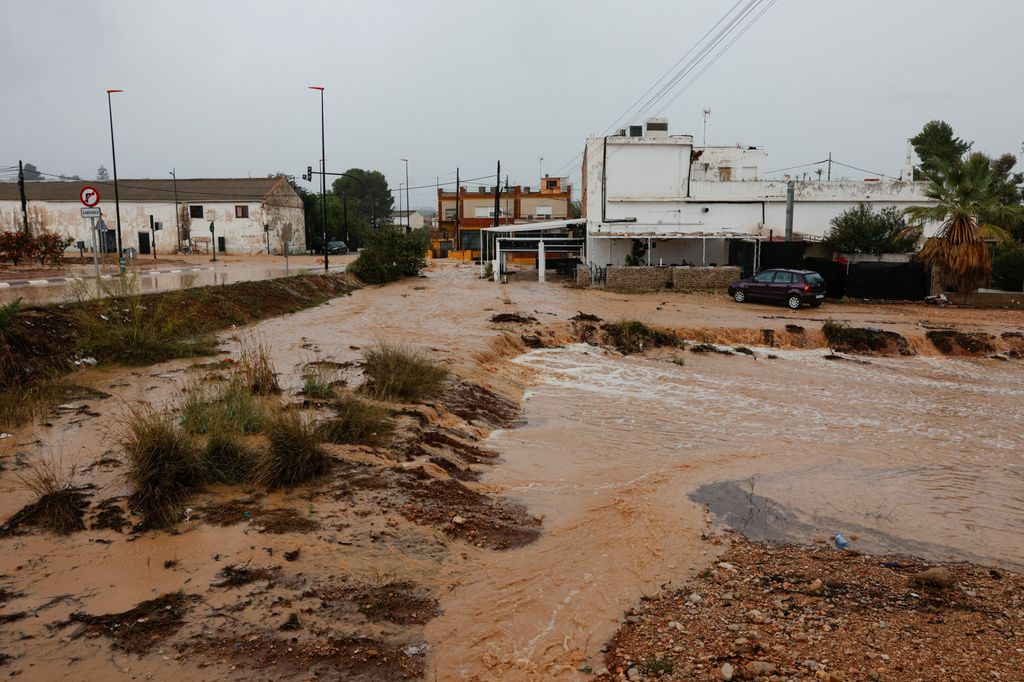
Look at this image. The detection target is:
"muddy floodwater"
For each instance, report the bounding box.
[427,343,1024,679]
[2,262,1023,681]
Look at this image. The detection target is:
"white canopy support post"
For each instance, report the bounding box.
[647,237,651,266]
[702,236,707,266]
[493,238,501,282]
[538,239,546,283]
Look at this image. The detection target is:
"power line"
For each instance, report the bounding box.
[763,160,829,175]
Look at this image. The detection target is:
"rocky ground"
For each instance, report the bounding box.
[596,534,1024,682]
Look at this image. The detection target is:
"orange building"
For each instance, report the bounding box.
[436,176,572,256]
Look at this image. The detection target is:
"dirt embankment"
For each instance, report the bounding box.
[597,534,1024,682]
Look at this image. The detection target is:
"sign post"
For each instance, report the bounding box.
[80,187,103,294]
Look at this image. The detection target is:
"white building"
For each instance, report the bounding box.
[390,210,426,230]
[0,177,306,256]
[581,118,934,268]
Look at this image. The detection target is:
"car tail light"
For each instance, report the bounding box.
[803,284,810,292]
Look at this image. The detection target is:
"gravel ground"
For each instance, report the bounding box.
[596,534,1024,681]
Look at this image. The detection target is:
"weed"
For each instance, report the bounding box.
[671,358,686,367]
[120,407,203,528]
[0,298,21,332]
[2,457,89,536]
[258,411,330,489]
[301,365,336,400]
[822,319,913,356]
[602,320,680,354]
[360,342,448,403]
[0,375,83,430]
[201,432,258,484]
[179,380,268,435]
[640,659,673,674]
[318,396,395,446]
[237,336,280,395]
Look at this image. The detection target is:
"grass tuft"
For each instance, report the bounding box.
[317,396,395,446]
[360,342,448,403]
[6,457,89,535]
[120,408,203,528]
[180,381,269,435]
[237,336,280,395]
[602,320,681,354]
[0,298,22,332]
[258,412,331,489]
[301,365,336,400]
[201,432,259,485]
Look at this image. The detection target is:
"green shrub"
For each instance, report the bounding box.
[0,297,22,333]
[120,409,203,528]
[258,412,330,489]
[180,381,269,435]
[318,396,395,446]
[347,227,429,284]
[991,244,1024,292]
[301,366,336,400]
[360,342,448,403]
[602,320,680,354]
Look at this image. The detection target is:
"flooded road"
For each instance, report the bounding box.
[427,343,1024,679]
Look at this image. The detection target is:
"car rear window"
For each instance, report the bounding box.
[773,272,794,284]
[804,273,825,285]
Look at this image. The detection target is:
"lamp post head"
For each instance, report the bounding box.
[106,89,123,94]
[308,86,325,92]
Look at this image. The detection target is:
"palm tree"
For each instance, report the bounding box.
[905,154,1024,294]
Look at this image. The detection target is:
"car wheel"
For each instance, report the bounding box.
[733,289,746,303]
[787,294,802,310]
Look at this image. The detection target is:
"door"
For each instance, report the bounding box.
[217,236,226,253]
[748,270,775,298]
[138,232,151,255]
[770,270,795,300]
[102,230,117,253]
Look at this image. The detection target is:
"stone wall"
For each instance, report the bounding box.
[606,266,673,291]
[575,265,591,287]
[672,266,742,291]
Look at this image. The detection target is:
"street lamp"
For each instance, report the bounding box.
[539,156,544,183]
[309,86,328,272]
[400,158,410,232]
[169,169,181,252]
[398,182,404,228]
[105,89,124,264]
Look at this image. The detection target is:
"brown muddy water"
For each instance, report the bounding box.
[427,343,1024,679]
[2,263,1023,681]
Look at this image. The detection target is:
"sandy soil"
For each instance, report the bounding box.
[1,261,1022,681]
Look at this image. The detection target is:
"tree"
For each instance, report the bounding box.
[0,231,40,265]
[347,226,428,284]
[22,163,42,181]
[905,156,1024,294]
[35,232,74,265]
[911,121,971,180]
[331,169,393,227]
[96,166,111,180]
[991,243,1024,292]
[823,204,920,256]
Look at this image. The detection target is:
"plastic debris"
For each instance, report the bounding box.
[833,533,850,550]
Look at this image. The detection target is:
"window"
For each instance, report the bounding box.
[718,167,733,181]
[772,271,794,284]
[444,208,456,219]
[474,207,495,218]
[805,273,825,285]
[545,179,558,190]
[535,206,552,218]
[753,271,774,283]
[189,205,204,219]
[235,205,249,219]
[460,231,481,251]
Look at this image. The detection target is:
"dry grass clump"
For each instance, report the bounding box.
[258,411,331,489]
[0,375,83,430]
[360,342,448,403]
[202,432,259,484]
[179,380,269,435]
[4,457,89,535]
[120,408,203,528]
[318,396,395,446]
[237,336,280,395]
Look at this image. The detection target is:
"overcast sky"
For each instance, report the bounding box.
[2,0,1021,209]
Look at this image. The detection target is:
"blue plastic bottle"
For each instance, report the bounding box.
[833,533,849,549]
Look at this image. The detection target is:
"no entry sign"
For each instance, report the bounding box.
[80,186,101,207]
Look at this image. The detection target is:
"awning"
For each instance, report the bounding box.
[481,218,585,233]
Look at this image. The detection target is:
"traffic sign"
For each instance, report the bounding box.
[81,207,101,218]
[80,186,101,207]
[95,218,109,232]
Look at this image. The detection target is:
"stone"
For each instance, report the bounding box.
[687,592,703,605]
[747,609,765,624]
[791,631,810,642]
[721,662,735,680]
[451,515,466,525]
[627,666,642,681]
[746,661,777,676]
[911,567,956,588]
[808,579,824,594]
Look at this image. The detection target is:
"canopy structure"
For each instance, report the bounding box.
[480,218,586,234]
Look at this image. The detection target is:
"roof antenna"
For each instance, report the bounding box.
[702,108,711,146]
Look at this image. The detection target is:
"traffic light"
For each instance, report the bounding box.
[303,165,312,182]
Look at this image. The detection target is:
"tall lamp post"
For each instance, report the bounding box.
[169,168,181,252]
[309,86,328,272]
[106,89,124,264]
[538,156,544,183]
[400,158,410,232]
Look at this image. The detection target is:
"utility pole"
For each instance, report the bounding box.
[342,193,348,244]
[401,158,410,233]
[105,89,124,265]
[17,160,28,234]
[784,180,795,242]
[455,167,460,249]
[493,160,501,228]
[170,169,181,252]
[703,108,711,146]
[827,152,832,182]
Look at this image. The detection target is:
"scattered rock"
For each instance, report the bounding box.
[911,566,956,589]
[721,662,734,680]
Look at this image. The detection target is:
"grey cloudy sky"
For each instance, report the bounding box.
[2,0,1021,209]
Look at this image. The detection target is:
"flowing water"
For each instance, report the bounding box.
[426,344,1024,679]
